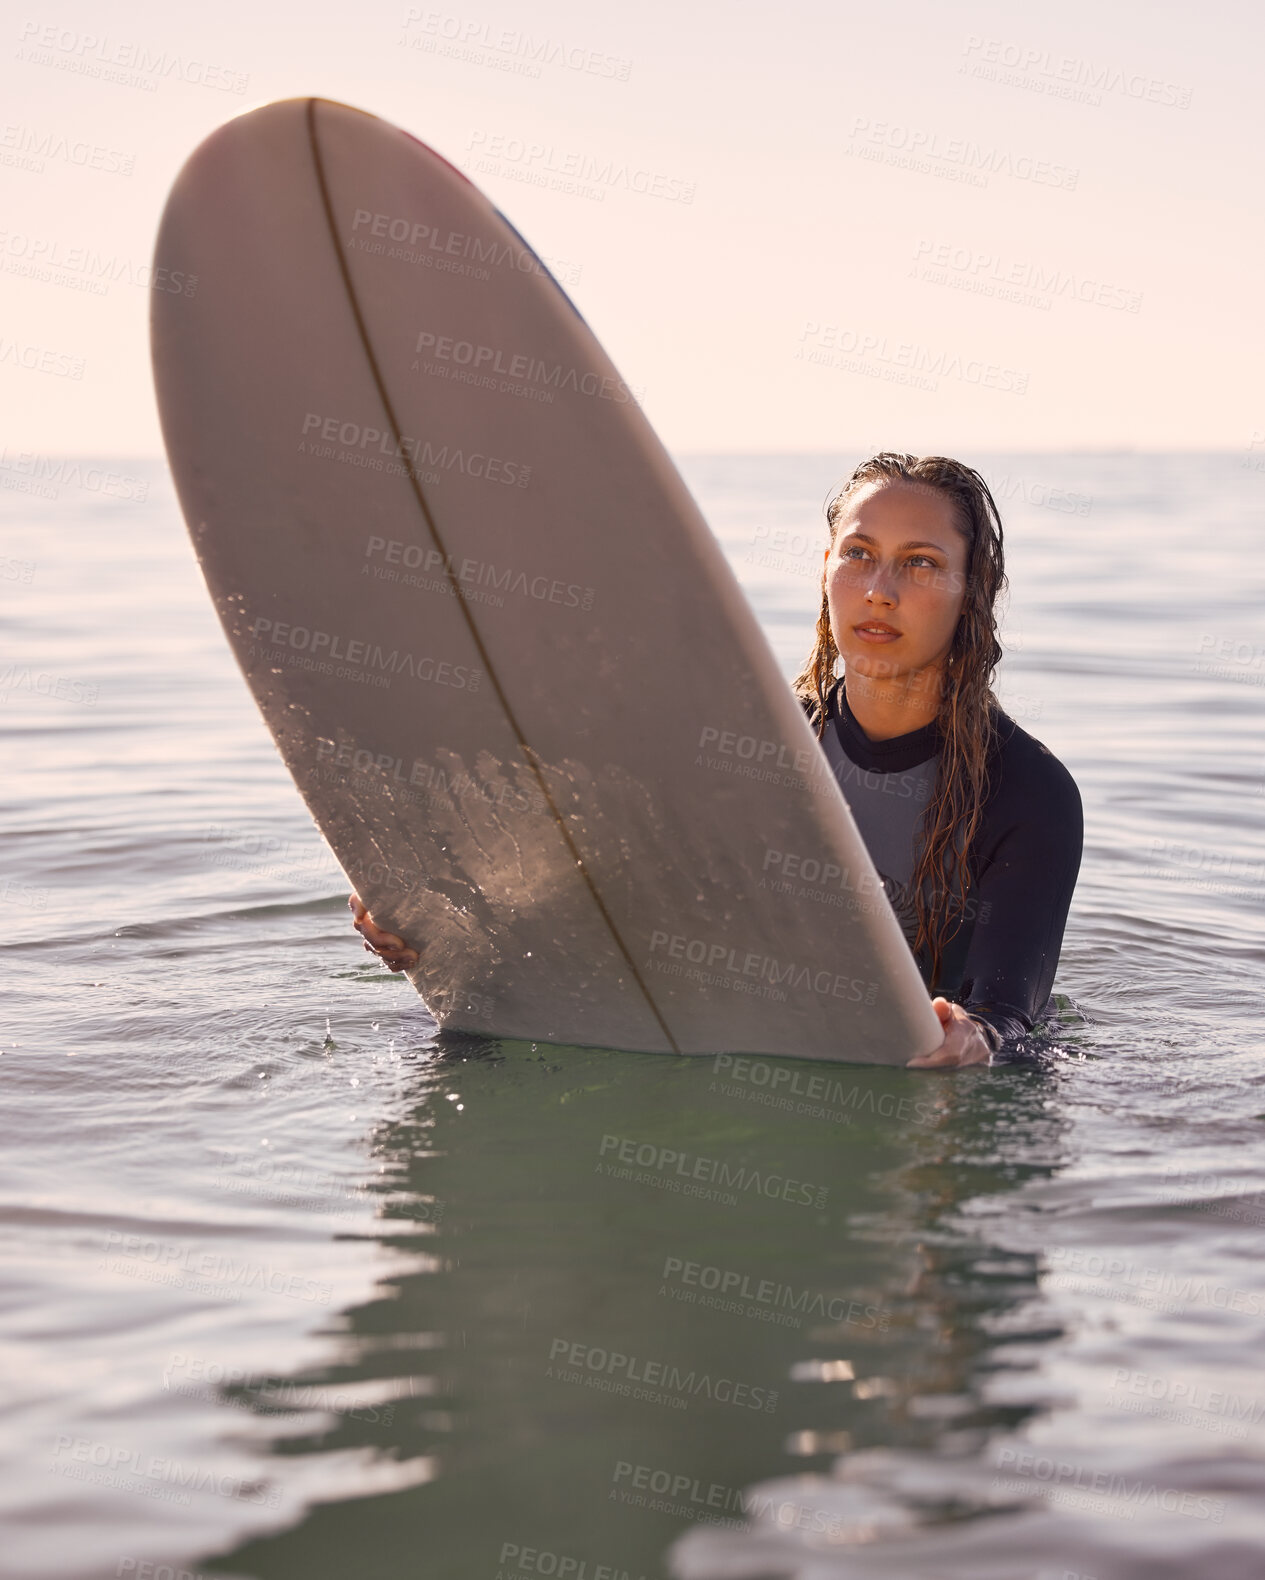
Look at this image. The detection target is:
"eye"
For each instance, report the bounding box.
[907,555,939,569]
[840,545,871,561]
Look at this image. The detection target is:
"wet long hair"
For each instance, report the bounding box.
[793,453,1007,985]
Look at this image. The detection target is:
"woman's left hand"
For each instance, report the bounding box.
[906,997,994,1070]
[349,893,419,972]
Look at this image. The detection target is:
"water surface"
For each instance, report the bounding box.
[2,452,1262,1580]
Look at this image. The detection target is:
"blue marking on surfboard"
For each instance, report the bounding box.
[494,207,587,326]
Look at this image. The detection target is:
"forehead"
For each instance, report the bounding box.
[836,480,964,543]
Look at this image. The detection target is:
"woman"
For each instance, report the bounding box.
[352,452,1083,1071]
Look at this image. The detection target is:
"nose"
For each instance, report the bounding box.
[864,567,897,607]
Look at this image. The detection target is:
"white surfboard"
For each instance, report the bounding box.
[150,98,942,1065]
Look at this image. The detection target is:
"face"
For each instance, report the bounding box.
[824,480,969,691]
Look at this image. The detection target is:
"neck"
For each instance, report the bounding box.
[842,664,946,741]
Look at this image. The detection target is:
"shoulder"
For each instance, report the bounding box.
[987,707,1083,830]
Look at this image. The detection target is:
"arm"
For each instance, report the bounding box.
[908,740,1083,1069]
[951,746,1084,1056]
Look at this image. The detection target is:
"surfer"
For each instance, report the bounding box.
[793,452,1082,1069]
[350,451,1082,1071]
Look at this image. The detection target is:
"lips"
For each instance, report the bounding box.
[853,623,901,637]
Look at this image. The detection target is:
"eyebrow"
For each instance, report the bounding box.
[843,532,950,554]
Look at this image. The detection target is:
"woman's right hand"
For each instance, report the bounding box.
[905,997,993,1070]
[349,893,420,972]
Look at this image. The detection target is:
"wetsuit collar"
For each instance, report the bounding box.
[829,678,942,774]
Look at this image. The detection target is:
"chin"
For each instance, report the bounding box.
[841,650,913,684]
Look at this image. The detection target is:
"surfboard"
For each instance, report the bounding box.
[150,97,943,1066]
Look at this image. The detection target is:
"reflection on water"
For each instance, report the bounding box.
[210,1023,1078,1579]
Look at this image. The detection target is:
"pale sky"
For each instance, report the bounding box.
[1,0,1261,455]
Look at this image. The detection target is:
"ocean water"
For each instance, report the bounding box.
[1,451,1263,1580]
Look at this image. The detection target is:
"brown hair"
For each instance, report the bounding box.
[793,453,1007,985]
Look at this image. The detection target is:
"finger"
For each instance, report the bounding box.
[907,1050,956,1069]
[363,946,418,970]
[370,932,413,957]
[908,1021,966,1069]
[354,916,400,950]
[376,942,420,963]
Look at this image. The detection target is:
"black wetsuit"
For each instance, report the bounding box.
[807,679,1083,1055]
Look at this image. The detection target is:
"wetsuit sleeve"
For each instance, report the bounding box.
[955,746,1083,1055]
